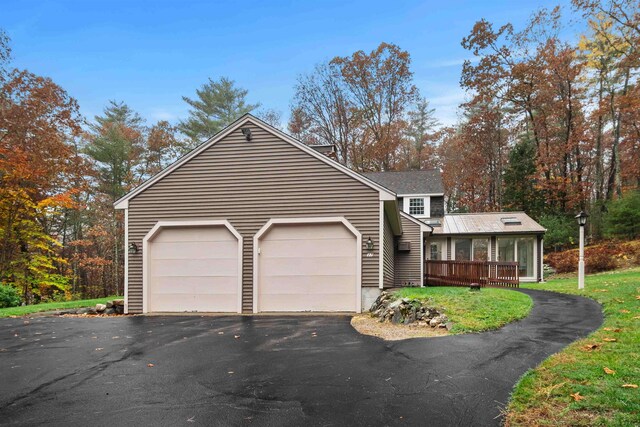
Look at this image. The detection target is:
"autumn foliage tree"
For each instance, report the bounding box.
[0,36,84,302]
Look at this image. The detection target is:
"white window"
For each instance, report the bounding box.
[409,198,424,216]
[453,238,489,261]
[497,237,536,279]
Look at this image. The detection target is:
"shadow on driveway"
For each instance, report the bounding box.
[0,289,602,426]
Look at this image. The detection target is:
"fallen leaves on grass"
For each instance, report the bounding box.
[570,392,585,401]
[622,384,638,389]
[620,309,630,314]
[603,338,617,342]
[603,367,616,375]
[147,363,154,368]
[603,327,622,332]
[636,295,640,300]
[581,343,600,351]
[594,289,608,292]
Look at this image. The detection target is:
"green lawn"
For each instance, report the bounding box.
[393,286,533,334]
[506,268,640,426]
[0,296,121,317]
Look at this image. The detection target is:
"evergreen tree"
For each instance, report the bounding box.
[502,136,544,217]
[178,77,259,144]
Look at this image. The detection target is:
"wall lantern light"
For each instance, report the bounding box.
[128,242,139,254]
[366,237,374,257]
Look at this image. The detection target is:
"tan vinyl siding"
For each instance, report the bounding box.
[126,125,380,313]
[395,215,422,286]
[382,215,395,288]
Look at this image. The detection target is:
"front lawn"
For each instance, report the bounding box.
[0,296,121,318]
[393,286,533,334]
[506,268,640,426]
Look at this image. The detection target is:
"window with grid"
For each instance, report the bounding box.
[409,198,424,215]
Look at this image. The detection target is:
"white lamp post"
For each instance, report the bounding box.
[575,211,588,289]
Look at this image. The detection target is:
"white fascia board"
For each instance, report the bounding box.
[114,114,397,207]
[114,199,128,210]
[397,193,444,197]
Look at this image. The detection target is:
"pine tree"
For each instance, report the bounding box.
[178,77,259,144]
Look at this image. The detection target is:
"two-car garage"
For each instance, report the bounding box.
[143,218,361,314]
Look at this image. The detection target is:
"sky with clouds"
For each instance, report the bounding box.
[2,0,574,128]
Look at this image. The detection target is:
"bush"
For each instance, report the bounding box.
[0,284,21,308]
[544,240,639,274]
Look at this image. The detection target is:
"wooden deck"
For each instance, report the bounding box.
[425,260,519,288]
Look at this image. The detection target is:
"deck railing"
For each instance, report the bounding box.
[425,260,519,288]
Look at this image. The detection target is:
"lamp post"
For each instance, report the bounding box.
[575,211,588,289]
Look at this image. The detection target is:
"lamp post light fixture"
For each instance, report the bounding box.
[575,211,588,289]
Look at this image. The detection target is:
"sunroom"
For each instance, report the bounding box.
[424,212,546,283]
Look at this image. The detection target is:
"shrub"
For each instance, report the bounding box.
[0,284,21,308]
[605,191,640,239]
[544,240,639,274]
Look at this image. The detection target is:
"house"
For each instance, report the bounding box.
[363,171,546,283]
[114,114,428,314]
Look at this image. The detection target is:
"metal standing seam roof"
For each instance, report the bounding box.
[362,170,444,195]
[430,212,546,235]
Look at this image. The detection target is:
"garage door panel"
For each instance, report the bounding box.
[150,241,238,260]
[149,294,237,313]
[260,238,356,257]
[151,275,238,294]
[152,258,238,277]
[152,227,235,243]
[259,275,355,294]
[263,224,353,241]
[261,256,356,277]
[259,293,355,312]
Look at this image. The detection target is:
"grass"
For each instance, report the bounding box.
[506,268,640,426]
[393,286,533,334]
[0,296,121,318]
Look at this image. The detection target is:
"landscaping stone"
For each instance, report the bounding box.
[95,304,106,313]
[369,291,451,329]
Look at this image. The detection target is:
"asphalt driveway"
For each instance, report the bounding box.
[0,289,602,426]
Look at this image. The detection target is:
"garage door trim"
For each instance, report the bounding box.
[253,217,362,314]
[142,220,243,314]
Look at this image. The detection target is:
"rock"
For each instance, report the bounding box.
[76,307,91,314]
[104,308,116,315]
[429,317,440,327]
[112,299,125,307]
[106,301,114,309]
[445,322,454,331]
[388,299,402,309]
[95,304,106,313]
[114,305,124,314]
[86,308,97,315]
[391,309,403,324]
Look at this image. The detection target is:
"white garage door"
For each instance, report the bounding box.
[257,222,357,312]
[147,225,239,312]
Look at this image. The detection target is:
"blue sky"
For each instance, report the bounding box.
[2,0,576,127]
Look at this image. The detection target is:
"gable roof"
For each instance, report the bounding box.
[363,170,444,195]
[114,114,396,209]
[431,212,546,235]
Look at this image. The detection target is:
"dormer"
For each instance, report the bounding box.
[363,170,445,218]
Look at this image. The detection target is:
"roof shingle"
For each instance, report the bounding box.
[363,170,443,194]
